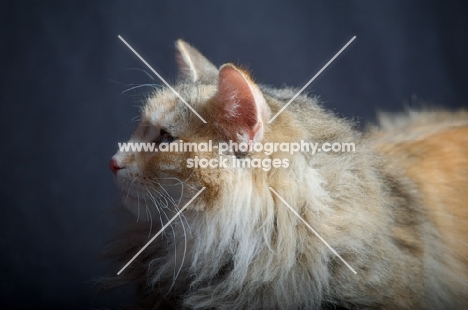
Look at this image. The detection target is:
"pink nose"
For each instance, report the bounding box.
[109,158,123,174]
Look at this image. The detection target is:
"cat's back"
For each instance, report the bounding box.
[369,110,468,296]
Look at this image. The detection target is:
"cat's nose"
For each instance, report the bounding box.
[109,158,123,174]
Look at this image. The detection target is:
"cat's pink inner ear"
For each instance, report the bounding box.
[215,64,269,143]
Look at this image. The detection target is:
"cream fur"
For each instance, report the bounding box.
[105,42,468,309]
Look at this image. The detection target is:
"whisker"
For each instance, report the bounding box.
[131,115,141,123]
[142,176,192,293]
[145,186,165,213]
[150,187,170,209]
[149,176,190,228]
[146,185,181,289]
[147,178,190,291]
[125,175,140,205]
[142,194,153,237]
[157,184,178,207]
[167,202,188,294]
[122,84,159,94]
[160,207,178,289]
[123,67,157,81]
[145,186,166,237]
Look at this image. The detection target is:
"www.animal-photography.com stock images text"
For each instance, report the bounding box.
[2,1,468,309]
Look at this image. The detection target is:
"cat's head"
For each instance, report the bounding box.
[109,40,296,218]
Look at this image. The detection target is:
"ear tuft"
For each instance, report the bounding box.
[175,40,218,82]
[214,64,270,143]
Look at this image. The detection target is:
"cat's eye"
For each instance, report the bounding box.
[160,129,175,143]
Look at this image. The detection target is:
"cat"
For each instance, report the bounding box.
[106,40,468,309]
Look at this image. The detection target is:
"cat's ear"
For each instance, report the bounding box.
[175,39,218,82]
[213,63,270,143]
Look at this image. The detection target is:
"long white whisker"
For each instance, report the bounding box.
[159,207,178,292]
[145,186,164,231]
[157,184,178,207]
[142,194,153,237]
[124,67,156,81]
[143,185,162,213]
[125,175,140,205]
[172,177,191,228]
[146,185,180,289]
[152,187,170,209]
[136,176,194,292]
[149,177,189,227]
[167,201,188,294]
[122,84,159,94]
[131,115,141,124]
[147,178,190,292]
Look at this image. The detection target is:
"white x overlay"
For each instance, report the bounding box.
[117,187,206,275]
[116,35,357,275]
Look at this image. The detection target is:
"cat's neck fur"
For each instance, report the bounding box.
[106,40,468,309]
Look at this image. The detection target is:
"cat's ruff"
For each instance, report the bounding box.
[106,40,468,310]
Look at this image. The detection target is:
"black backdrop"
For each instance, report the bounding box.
[1,1,467,309]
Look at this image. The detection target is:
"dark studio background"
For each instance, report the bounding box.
[1,0,467,309]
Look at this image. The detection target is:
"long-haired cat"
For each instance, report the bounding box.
[106,40,468,309]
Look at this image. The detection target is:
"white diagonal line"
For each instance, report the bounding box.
[268,187,357,274]
[118,35,207,124]
[117,187,206,275]
[268,36,356,123]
